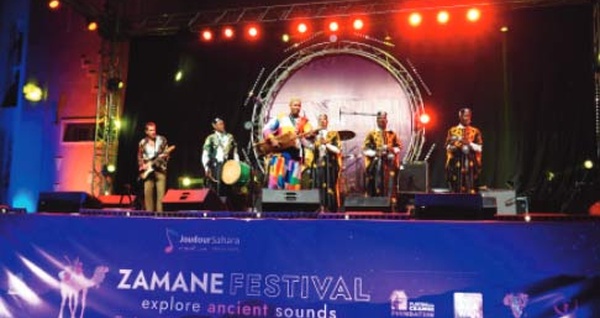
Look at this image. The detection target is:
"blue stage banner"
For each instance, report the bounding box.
[0,214,599,318]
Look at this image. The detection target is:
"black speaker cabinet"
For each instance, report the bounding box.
[398,161,429,193]
[163,189,225,211]
[37,191,102,213]
[414,193,496,220]
[261,189,320,212]
[343,196,393,212]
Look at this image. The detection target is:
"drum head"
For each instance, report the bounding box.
[221,160,241,185]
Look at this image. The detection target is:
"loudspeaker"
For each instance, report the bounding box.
[37,191,102,213]
[162,189,225,211]
[414,193,496,220]
[98,194,136,208]
[398,162,429,193]
[261,189,320,212]
[343,196,393,212]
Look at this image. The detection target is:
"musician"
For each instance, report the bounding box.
[362,111,402,197]
[262,97,314,190]
[313,114,342,212]
[445,108,483,194]
[138,122,170,212]
[201,117,239,196]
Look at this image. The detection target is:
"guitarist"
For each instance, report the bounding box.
[262,97,315,190]
[138,122,170,212]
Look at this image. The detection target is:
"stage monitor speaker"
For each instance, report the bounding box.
[261,189,320,212]
[98,194,136,208]
[398,161,429,193]
[343,196,393,212]
[163,189,225,211]
[37,191,102,213]
[414,193,496,220]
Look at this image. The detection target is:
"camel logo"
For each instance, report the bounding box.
[57,258,109,318]
[503,293,528,318]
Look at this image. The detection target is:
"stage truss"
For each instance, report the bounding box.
[248,39,426,173]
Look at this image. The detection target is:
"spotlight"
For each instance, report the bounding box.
[466,8,481,22]
[107,164,116,173]
[583,160,594,170]
[297,23,308,34]
[281,34,290,42]
[182,177,191,187]
[408,13,422,27]
[500,26,509,33]
[352,18,364,31]
[437,11,450,24]
[201,29,213,41]
[223,27,234,39]
[87,21,98,31]
[48,0,60,10]
[174,70,183,82]
[328,21,339,32]
[419,113,431,125]
[106,77,123,91]
[22,82,43,102]
[247,26,259,38]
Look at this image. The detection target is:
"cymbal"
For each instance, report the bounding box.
[338,130,356,141]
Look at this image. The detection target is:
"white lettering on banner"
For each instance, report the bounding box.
[228,273,371,301]
[117,269,224,294]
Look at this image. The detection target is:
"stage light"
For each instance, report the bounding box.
[500,26,509,32]
[466,8,481,22]
[107,164,116,173]
[247,26,259,38]
[546,171,555,181]
[223,27,234,39]
[282,34,290,42]
[408,13,422,27]
[437,11,450,24]
[174,70,183,82]
[583,160,594,170]
[352,18,364,31]
[419,113,431,125]
[297,22,308,34]
[328,21,339,32]
[113,118,122,130]
[48,0,60,10]
[524,214,531,222]
[201,29,213,41]
[87,21,98,31]
[22,82,43,102]
[106,77,123,91]
[182,177,191,187]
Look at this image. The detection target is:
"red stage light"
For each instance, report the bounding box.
[328,21,339,32]
[352,18,364,31]
[201,30,213,41]
[419,113,431,125]
[48,0,60,10]
[248,26,259,38]
[467,8,481,22]
[437,11,450,24]
[223,27,234,39]
[408,13,422,27]
[297,23,308,34]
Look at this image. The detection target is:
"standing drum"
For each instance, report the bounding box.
[221,160,251,186]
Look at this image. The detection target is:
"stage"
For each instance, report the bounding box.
[1,209,599,318]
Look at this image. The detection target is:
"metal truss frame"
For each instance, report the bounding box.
[129,0,590,36]
[248,39,425,173]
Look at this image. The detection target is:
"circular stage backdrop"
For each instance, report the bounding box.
[251,40,425,193]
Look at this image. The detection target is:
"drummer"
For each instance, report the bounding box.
[262,97,314,190]
[202,117,239,196]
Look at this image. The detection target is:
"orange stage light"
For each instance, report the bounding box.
[48,0,60,10]
[352,18,364,31]
[201,30,213,41]
[223,27,234,39]
[87,21,98,31]
[408,13,422,27]
[248,26,259,38]
[467,8,481,22]
[419,113,431,125]
[297,22,308,34]
[437,11,450,24]
[328,21,339,32]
